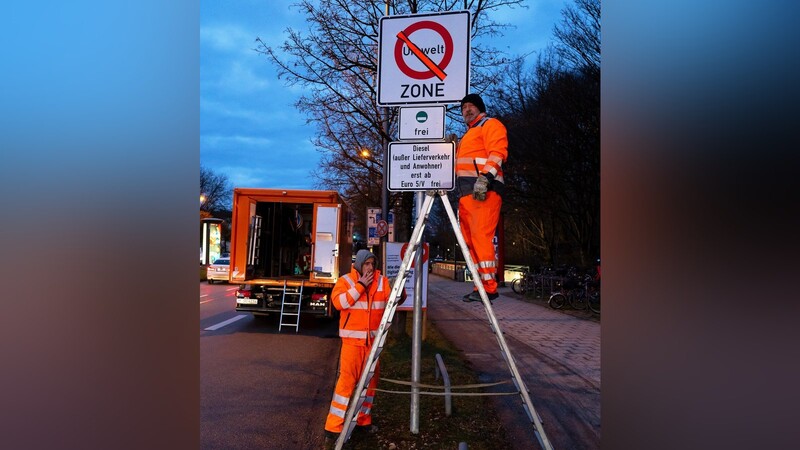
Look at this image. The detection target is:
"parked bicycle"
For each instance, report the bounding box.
[510,268,538,295]
[549,274,600,314]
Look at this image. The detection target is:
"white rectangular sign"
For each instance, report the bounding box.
[367,207,381,246]
[399,106,445,140]
[387,142,455,191]
[383,242,428,311]
[367,208,395,246]
[377,11,470,106]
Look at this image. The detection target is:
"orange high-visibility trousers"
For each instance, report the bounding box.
[324,343,380,433]
[458,191,501,294]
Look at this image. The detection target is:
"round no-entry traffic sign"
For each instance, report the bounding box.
[376,220,389,237]
[400,242,429,268]
[377,11,470,106]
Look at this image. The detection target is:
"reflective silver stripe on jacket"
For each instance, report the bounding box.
[456,155,505,183]
[370,301,387,310]
[376,275,384,292]
[338,274,360,310]
[485,155,504,177]
[472,116,489,128]
[349,301,386,310]
[339,329,378,339]
[345,275,384,310]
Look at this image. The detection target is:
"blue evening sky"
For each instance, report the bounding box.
[201,1,566,191]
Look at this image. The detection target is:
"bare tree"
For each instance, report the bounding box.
[553,0,600,76]
[255,0,527,227]
[200,165,232,214]
[489,0,600,268]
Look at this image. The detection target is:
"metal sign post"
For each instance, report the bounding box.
[410,191,424,434]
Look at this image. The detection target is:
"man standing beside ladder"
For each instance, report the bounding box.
[324,249,400,448]
[455,93,508,302]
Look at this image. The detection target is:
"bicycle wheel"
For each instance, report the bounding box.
[511,278,526,295]
[569,289,588,310]
[588,291,601,314]
[548,293,567,309]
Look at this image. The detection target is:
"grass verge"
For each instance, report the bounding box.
[343,315,512,449]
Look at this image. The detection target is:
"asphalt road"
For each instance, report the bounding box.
[200,276,600,450]
[200,282,339,449]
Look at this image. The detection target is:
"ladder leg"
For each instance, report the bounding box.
[335,192,437,449]
[279,280,286,333]
[439,192,554,450]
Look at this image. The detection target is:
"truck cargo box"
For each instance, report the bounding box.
[229,188,353,318]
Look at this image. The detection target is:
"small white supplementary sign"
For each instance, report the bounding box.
[387,141,455,191]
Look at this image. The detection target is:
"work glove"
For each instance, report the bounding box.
[473,174,489,201]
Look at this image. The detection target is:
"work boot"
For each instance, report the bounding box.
[463,291,499,302]
[355,424,379,434]
[323,431,339,450]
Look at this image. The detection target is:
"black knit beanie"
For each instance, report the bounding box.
[460,93,486,113]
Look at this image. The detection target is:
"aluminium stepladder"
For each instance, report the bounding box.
[278,280,303,333]
[334,190,554,450]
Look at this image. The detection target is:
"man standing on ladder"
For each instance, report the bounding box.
[455,93,508,302]
[323,250,403,448]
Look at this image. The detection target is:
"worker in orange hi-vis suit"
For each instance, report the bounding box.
[323,250,404,449]
[455,93,508,303]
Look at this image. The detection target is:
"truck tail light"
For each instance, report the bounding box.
[238,289,251,298]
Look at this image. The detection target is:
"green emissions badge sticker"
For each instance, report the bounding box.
[398,106,445,140]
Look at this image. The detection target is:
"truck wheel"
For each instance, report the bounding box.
[207,279,214,284]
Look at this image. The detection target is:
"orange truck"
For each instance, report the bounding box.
[229,188,353,318]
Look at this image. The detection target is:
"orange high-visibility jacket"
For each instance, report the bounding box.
[456,113,508,197]
[331,267,390,346]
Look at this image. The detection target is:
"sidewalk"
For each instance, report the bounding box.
[424,274,601,449]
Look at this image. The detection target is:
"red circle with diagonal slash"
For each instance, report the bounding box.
[394,21,454,80]
[376,220,388,237]
[400,243,429,268]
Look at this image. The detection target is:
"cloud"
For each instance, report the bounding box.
[202,134,272,148]
[200,24,254,54]
[200,98,268,124]
[217,162,321,190]
[217,60,272,93]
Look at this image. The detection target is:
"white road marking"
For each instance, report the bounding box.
[200,294,209,298]
[204,314,248,331]
[225,287,237,291]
